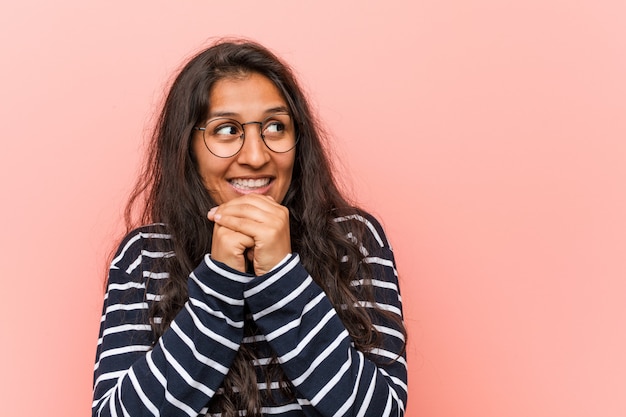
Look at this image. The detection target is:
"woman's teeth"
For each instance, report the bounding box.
[230,178,271,190]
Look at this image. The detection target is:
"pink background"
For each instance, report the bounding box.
[1,1,625,416]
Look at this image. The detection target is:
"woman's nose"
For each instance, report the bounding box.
[236,123,271,167]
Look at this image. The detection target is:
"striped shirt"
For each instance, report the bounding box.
[93,214,407,416]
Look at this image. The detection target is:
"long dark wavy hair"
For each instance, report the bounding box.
[123,38,406,416]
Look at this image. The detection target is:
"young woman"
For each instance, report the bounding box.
[93,39,407,417]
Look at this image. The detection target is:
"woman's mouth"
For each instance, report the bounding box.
[229,177,272,192]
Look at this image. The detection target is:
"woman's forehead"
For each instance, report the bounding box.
[207,73,289,119]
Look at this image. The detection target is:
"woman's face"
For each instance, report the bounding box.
[192,72,296,205]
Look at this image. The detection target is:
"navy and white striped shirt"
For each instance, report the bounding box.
[93,214,407,416]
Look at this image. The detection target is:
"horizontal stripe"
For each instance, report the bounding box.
[107,282,145,291]
[243,255,300,298]
[264,292,325,341]
[204,254,254,284]
[369,348,408,368]
[333,214,384,247]
[93,217,407,416]
[182,303,241,351]
[280,316,346,363]
[188,297,244,328]
[93,370,127,388]
[98,323,152,344]
[310,348,352,405]
[168,323,231,376]
[109,232,146,269]
[143,271,170,279]
[290,327,346,386]
[374,324,406,342]
[189,272,244,306]
[357,301,402,317]
[350,278,399,291]
[250,275,313,321]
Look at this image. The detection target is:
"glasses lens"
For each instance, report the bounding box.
[201,113,297,157]
[204,118,244,158]
[261,113,296,153]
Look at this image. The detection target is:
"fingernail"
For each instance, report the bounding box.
[207,207,217,217]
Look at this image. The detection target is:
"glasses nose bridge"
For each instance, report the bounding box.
[240,120,265,141]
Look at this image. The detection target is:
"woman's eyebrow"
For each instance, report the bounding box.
[208,106,290,120]
[207,110,238,118]
[264,105,290,115]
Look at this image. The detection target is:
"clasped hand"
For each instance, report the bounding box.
[207,194,291,276]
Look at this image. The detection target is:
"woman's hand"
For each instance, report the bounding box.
[207,194,291,276]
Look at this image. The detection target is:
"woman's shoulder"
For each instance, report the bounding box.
[331,207,391,251]
[109,223,175,275]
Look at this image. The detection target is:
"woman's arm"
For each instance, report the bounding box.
[244,215,408,417]
[92,229,249,417]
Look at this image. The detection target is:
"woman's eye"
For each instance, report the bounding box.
[264,121,285,134]
[214,124,240,136]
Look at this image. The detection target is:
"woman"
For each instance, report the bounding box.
[93,39,407,417]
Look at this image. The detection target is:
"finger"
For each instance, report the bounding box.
[210,224,255,273]
[211,198,289,234]
[207,206,218,220]
[217,204,285,225]
[207,196,282,223]
[221,194,283,214]
[213,215,287,245]
[207,195,292,276]
[211,224,256,256]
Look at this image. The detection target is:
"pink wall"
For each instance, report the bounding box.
[1,1,625,416]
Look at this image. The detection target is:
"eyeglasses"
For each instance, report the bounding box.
[193,112,298,158]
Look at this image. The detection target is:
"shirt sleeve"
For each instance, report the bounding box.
[243,215,408,416]
[92,230,250,417]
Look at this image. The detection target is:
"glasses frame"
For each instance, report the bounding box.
[193,112,298,158]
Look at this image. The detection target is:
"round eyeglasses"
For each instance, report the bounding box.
[193,112,298,158]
